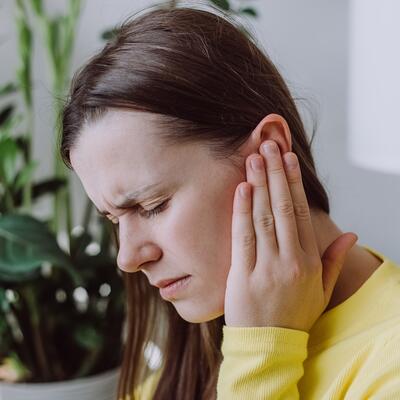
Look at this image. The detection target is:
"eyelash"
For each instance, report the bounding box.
[141,199,169,218]
[109,199,169,225]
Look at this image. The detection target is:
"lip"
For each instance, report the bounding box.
[153,276,190,289]
[159,275,192,299]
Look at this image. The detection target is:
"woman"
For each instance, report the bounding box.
[60,6,400,400]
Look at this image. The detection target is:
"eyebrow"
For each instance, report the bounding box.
[95,182,164,216]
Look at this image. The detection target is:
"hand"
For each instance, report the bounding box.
[224,140,358,331]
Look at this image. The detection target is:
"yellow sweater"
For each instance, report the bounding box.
[134,245,400,399]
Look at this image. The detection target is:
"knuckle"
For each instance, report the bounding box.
[240,234,255,249]
[274,199,294,216]
[293,201,310,219]
[268,166,284,176]
[254,213,275,231]
[236,209,252,216]
[286,173,300,184]
[287,263,305,281]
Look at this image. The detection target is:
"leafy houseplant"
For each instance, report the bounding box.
[0,0,258,397]
[0,0,125,387]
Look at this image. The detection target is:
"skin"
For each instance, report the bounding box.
[70,109,383,327]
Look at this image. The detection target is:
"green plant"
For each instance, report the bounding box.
[0,0,125,383]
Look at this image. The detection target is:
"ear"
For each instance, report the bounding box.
[239,113,292,156]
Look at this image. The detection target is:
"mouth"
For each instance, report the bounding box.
[152,275,191,289]
[159,275,192,299]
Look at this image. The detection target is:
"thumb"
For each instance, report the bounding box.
[321,232,358,304]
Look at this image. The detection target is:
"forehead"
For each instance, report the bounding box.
[77,109,163,164]
[69,109,211,202]
[71,110,172,192]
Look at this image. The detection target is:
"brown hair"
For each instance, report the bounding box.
[60,5,329,399]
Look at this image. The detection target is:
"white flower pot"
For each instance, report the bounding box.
[0,367,120,400]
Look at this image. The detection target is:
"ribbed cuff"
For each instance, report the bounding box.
[222,325,309,354]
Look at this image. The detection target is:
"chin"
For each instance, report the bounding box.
[174,303,224,323]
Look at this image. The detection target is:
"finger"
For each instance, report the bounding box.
[231,182,256,274]
[261,141,300,255]
[246,153,278,257]
[282,151,319,256]
[321,233,358,305]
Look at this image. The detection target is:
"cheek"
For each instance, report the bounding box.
[166,185,236,278]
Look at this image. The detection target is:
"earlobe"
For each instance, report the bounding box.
[253,113,292,154]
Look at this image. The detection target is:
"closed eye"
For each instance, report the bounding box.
[139,199,169,219]
[107,199,170,225]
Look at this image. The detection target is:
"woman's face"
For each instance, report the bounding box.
[70,109,246,323]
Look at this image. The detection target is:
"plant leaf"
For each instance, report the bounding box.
[0,268,40,283]
[15,10,33,108]
[13,160,39,190]
[0,138,19,185]
[69,0,82,20]
[209,0,230,11]
[49,18,60,65]
[101,28,118,41]
[13,135,29,161]
[0,82,18,97]
[0,214,82,285]
[74,325,103,350]
[70,231,92,261]
[0,113,23,139]
[0,105,15,127]
[12,177,67,207]
[32,178,67,198]
[239,7,258,17]
[30,0,44,16]
[0,287,9,312]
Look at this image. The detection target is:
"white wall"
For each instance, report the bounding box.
[1,0,399,262]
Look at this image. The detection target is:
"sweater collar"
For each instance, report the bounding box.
[308,245,400,351]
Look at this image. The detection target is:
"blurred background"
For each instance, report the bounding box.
[1,0,398,262]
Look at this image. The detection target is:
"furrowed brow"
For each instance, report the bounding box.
[95,182,164,216]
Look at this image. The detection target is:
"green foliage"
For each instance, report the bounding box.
[0,108,37,213]
[13,161,39,192]
[74,324,104,351]
[15,0,33,108]
[239,7,258,17]
[0,138,19,186]
[0,0,124,383]
[101,28,118,41]
[0,214,81,285]
[0,210,124,382]
[30,0,43,15]
[210,0,231,11]
[0,83,18,96]
[0,106,15,126]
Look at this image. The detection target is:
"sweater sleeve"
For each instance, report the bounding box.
[216,325,309,400]
[345,331,400,399]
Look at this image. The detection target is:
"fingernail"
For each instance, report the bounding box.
[250,156,263,171]
[283,153,297,169]
[263,141,278,154]
[240,184,250,198]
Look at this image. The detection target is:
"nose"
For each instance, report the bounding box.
[116,222,162,273]
[117,243,161,273]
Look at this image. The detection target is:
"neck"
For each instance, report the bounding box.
[310,210,383,311]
